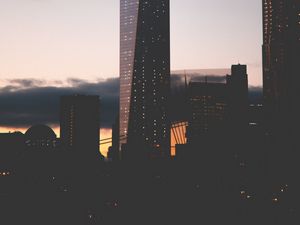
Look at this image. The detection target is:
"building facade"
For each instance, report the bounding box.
[60,95,102,160]
[186,82,228,145]
[176,65,249,159]
[263,0,300,135]
[120,0,171,159]
[226,64,249,132]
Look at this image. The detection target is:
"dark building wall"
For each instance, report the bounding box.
[186,82,228,145]
[263,0,300,135]
[177,65,249,159]
[186,65,248,145]
[0,132,25,169]
[227,64,249,132]
[108,115,120,161]
[120,0,171,159]
[60,95,101,160]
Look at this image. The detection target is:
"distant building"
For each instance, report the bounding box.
[119,0,171,159]
[176,64,249,158]
[186,82,227,145]
[25,125,58,150]
[263,0,300,135]
[60,95,102,160]
[227,64,249,132]
[0,132,25,169]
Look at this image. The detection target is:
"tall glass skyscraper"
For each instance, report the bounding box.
[262,0,300,134]
[120,0,170,159]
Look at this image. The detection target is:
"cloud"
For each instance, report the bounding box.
[8,79,46,88]
[0,76,262,131]
[0,78,119,129]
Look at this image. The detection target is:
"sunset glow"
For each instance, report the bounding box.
[0,126,111,157]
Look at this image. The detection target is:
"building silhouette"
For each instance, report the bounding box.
[176,64,249,159]
[60,95,102,161]
[25,125,58,150]
[0,132,24,170]
[186,82,227,145]
[263,0,300,136]
[227,64,249,132]
[119,0,170,159]
[107,115,120,161]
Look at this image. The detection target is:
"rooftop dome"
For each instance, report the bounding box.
[25,125,56,140]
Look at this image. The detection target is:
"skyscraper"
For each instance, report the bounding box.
[176,65,249,159]
[263,0,300,135]
[120,0,170,159]
[60,95,102,160]
[186,82,228,145]
[227,64,249,131]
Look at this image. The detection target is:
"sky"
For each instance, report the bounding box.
[0,0,262,85]
[0,0,263,156]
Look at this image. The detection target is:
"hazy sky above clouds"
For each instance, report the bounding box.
[0,0,262,85]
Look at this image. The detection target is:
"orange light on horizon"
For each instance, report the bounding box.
[0,125,60,135]
[0,126,112,158]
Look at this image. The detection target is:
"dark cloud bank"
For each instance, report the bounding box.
[0,78,119,129]
[0,75,262,130]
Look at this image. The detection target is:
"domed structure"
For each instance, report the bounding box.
[25,125,56,140]
[25,125,57,149]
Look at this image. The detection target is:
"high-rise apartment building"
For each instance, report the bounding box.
[186,82,228,145]
[60,95,102,160]
[176,65,249,159]
[263,0,300,134]
[120,0,170,159]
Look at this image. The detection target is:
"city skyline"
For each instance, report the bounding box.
[0,0,264,157]
[0,0,262,86]
[1,2,300,223]
[0,71,260,157]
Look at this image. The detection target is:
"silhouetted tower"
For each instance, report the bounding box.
[120,0,171,159]
[263,0,300,136]
[60,95,102,160]
[227,64,249,132]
